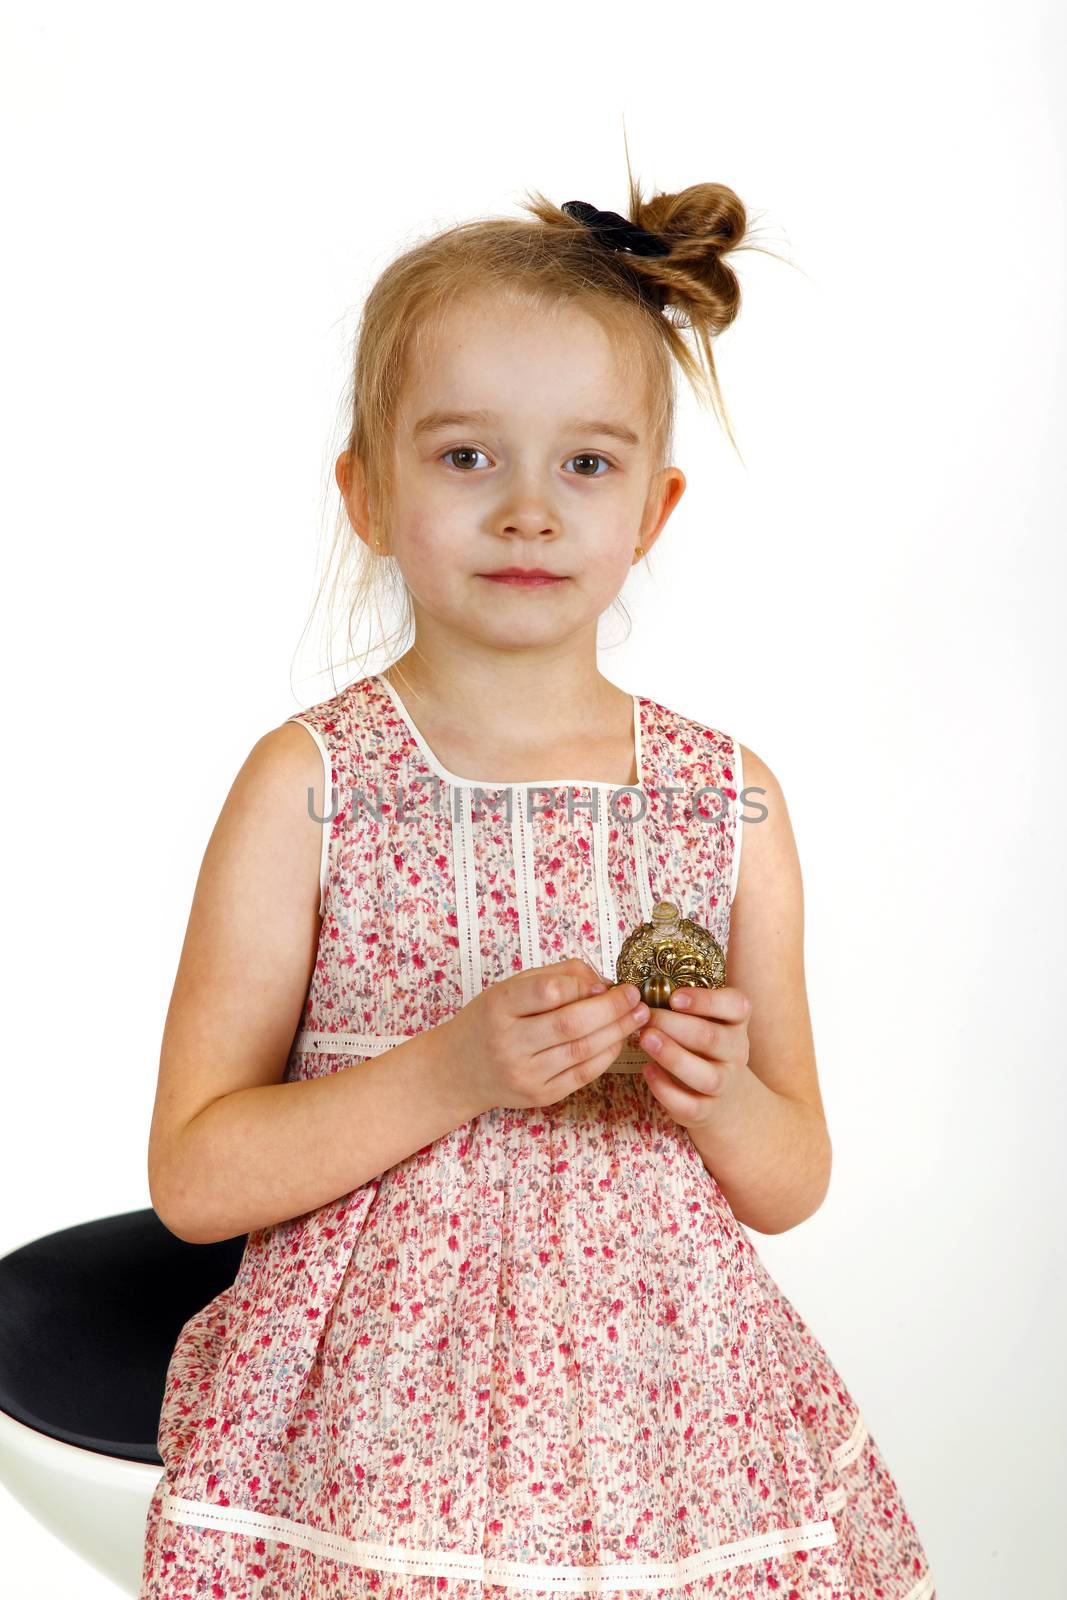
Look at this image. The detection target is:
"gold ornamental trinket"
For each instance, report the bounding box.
[616,899,726,1007]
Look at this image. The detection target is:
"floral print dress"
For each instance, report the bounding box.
[139,672,936,1600]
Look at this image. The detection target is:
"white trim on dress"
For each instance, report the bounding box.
[287,715,333,918]
[729,733,744,904]
[159,1494,841,1590]
[159,1417,929,1597]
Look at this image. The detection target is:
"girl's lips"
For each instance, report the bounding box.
[478,574,568,587]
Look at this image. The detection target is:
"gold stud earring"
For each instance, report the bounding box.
[634,544,644,560]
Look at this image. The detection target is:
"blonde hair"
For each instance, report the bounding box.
[297,146,783,691]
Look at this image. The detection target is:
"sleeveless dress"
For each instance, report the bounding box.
[139,672,937,1600]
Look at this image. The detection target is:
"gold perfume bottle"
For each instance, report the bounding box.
[616,899,726,1007]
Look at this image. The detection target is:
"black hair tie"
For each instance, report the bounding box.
[560,199,671,258]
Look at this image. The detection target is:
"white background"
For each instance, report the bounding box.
[2,1,1064,1594]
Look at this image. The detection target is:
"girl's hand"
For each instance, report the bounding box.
[633,986,752,1129]
[443,958,653,1114]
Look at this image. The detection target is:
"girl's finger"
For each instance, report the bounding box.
[535,986,649,1076]
[666,985,750,1023]
[637,1025,720,1095]
[640,1006,741,1066]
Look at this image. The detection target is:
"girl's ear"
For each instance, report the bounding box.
[336,450,374,544]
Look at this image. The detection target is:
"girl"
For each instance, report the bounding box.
[140,164,937,1600]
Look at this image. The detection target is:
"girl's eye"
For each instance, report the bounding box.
[440,446,491,471]
[564,453,613,477]
[439,447,613,477]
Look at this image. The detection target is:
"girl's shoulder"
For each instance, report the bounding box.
[637,689,743,792]
[285,672,371,732]
[646,692,777,835]
[283,674,381,762]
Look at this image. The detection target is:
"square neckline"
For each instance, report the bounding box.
[373,672,645,791]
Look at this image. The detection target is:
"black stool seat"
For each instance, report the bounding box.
[0,1209,246,1466]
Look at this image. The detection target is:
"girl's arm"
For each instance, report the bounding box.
[147,722,484,1246]
[687,745,832,1234]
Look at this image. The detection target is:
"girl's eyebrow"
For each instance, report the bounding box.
[411,408,641,447]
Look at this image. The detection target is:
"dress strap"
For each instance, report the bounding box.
[729,734,744,902]
[293,1029,653,1074]
[286,716,333,918]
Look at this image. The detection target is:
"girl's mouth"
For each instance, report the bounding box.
[478,573,568,587]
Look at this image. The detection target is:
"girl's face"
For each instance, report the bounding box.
[373,292,685,657]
